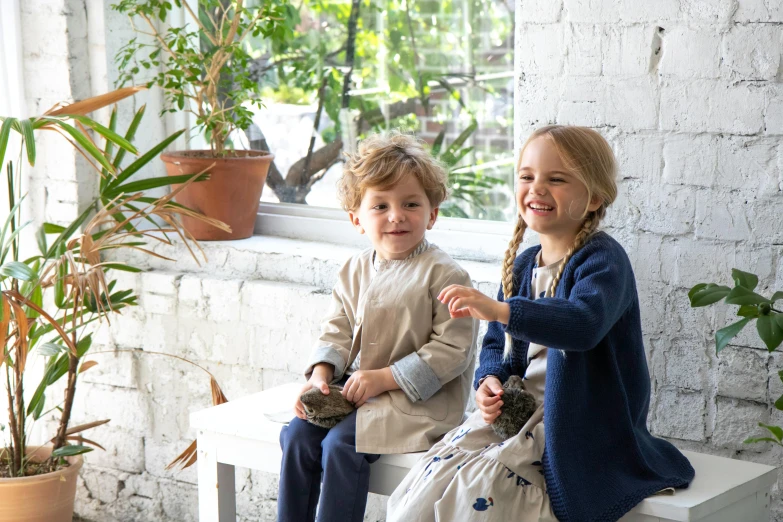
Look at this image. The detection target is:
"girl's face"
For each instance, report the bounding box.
[516,136,601,240]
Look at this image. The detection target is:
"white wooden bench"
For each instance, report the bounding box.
[191,383,777,522]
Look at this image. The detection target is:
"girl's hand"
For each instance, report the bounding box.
[475,376,504,424]
[295,363,333,420]
[438,285,511,324]
[342,369,391,408]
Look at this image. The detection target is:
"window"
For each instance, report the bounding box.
[251,0,517,223]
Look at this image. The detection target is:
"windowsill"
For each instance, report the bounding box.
[202,232,501,285]
[255,202,539,266]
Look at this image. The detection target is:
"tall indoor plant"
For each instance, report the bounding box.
[0,88,229,521]
[113,0,295,240]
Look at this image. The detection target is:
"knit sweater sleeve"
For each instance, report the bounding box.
[504,246,634,351]
[473,285,513,389]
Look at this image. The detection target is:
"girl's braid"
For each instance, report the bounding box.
[547,209,603,298]
[501,216,527,360]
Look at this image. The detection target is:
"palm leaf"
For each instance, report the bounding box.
[45,86,146,117]
[104,129,185,194]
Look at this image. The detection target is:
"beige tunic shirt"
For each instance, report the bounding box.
[305,243,478,454]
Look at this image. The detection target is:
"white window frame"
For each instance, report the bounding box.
[255,202,531,263]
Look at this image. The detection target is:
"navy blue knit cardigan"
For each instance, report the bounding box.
[474,232,695,522]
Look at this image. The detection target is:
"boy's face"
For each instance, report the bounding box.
[349,173,439,260]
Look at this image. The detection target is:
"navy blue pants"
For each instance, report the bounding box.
[278,409,380,522]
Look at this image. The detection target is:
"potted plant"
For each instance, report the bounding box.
[689,269,783,445]
[0,88,229,521]
[112,0,295,240]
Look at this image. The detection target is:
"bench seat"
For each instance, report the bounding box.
[191,383,777,522]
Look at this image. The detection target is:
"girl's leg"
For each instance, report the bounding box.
[317,410,380,522]
[278,417,330,522]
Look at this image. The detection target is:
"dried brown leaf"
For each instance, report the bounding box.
[7,300,29,373]
[166,439,197,471]
[79,360,98,373]
[8,291,78,356]
[65,435,106,451]
[46,86,147,116]
[210,377,228,406]
[64,419,110,436]
[0,294,9,363]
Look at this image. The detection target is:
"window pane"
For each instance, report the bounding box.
[252,0,516,221]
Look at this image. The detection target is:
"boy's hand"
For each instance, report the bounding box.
[438,284,511,324]
[476,376,504,424]
[295,363,334,420]
[342,368,395,408]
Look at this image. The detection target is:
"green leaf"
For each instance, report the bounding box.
[43,119,115,174]
[25,281,42,319]
[759,422,783,442]
[18,119,36,166]
[43,223,67,234]
[775,391,783,411]
[0,219,33,263]
[431,129,446,156]
[737,305,759,318]
[101,263,142,273]
[0,261,35,281]
[70,115,138,155]
[45,204,94,259]
[689,284,731,307]
[51,445,94,458]
[757,313,783,352]
[731,268,759,291]
[725,285,769,306]
[37,343,65,357]
[104,172,208,199]
[76,334,93,357]
[112,105,146,170]
[715,317,752,354]
[36,227,47,256]
[0,117,16,171]
[771,291,783,304]
[743,437,780,445]
[104,129,185,194]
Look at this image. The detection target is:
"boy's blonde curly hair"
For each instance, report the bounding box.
[337,131,448,212]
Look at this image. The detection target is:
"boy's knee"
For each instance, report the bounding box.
[321,427,357,463]
[281,417,320,451]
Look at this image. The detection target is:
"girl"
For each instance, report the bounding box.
[387,126,694,522]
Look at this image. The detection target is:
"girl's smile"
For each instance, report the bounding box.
[517,136,601,264]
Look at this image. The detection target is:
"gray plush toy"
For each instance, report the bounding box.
[491,375,537,440]
[299,385,356,429]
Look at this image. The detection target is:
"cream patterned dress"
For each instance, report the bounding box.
[387,253,560,522]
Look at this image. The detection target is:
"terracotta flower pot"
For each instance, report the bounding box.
[161,150,275,241]
[0,445,83,522]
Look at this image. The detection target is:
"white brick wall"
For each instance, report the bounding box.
[16,0,783,521]
[515,0,783,519]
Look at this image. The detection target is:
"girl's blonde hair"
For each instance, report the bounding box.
[502,125,618,359]
[337,131,448,211]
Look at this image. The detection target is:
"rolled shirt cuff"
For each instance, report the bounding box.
[304,346,347,381]
[391,352,442,402]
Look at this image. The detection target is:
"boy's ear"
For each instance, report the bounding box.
[427,207,439,230]
[349,211,365,234]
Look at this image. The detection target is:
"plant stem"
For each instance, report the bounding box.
[341,0,361,109]
[51,290,80,460]
[5,362,20,476]
[299,75,328,199]
[13,354,24,476]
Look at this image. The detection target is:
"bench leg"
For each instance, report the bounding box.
[197,434,237,522]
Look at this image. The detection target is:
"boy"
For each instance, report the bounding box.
[278,132,477,522]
